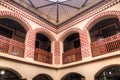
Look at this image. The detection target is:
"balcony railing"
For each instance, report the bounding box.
[62,47,82,64]
[34,48,52,64]
[91,33,120,57]
[0,35,25,57]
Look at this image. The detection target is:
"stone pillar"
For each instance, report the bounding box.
[24,30,36,60]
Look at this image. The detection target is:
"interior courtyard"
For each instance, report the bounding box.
[0,0,120,80]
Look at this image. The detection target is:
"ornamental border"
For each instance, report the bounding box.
[1,0,120,33]
[83,10,120,30]
[0,11,32,30]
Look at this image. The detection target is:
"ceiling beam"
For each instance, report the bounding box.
[81,0,88,7]
[56,3,59,22]
[28,0,35,7]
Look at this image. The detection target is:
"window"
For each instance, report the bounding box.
[0,25,13,38]
[100,23,117,38]
[74,39,80,48]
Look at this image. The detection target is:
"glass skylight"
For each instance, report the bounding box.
[49,0,68,2]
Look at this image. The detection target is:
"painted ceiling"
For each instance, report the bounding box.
[13,0,104,27]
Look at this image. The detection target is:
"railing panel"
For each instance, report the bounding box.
[9,46,24,57]
[63,47,82,64]
[0,42,9,53]
[35,48,52,64]
[0,35,25,57]
[91,33,120,57]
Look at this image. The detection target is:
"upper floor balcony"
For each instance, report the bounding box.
[0,18,26,58]
[0,18,53,64]
[91,33,120,57]
[62,33,82,64]
[62,47,81,64]
[90,18,120,57]
[34,33,52,64]
[0,17,120,65]
[0,35,25,57]
[34,48,52,64]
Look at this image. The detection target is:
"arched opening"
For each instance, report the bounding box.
[89,18,120,56]
[64,33,80,52]
[33,74,53,80]
[61,73,85,80]
[62,33,81,64]
[0,18,27,57]
[0,68,24,80]
[90,18,120,42]
[34,33,52,64]
[35,33,51,52]
[95,65,120,80]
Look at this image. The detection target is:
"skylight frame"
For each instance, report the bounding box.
[48,0,68,2]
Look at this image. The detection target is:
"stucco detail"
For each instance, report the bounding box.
[84,10,120,30]
[80,10,120,58]
[34,28,57,63]
[25,28,57,59]
[34,28,56,42]
[80,30,91,58]
[2,0,120,33]
[0,11,32,30]
[0,11,36,59]
[58,28,81,42]
[25,30,36,58]
[57,0,120,33]
[1,0,57,33]
[58,28,91,60]
[81,11,120,58]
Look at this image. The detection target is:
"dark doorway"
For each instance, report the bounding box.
[0,68,22,80]
[61,73,85,80]
[33,74,53,80]
[95,66,120,80]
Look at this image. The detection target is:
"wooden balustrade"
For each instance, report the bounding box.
[0,35,25,57]
[34,48,52,64]
[91,33,120,57]
[62,47,82,64]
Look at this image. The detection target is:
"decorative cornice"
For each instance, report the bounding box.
[1,0,57,33]
[34,28,56,42]
[0,11,32,30]
[57,0,120,33]
[58,28,81,42]
[83,10,120,30]
[1,0,120,33]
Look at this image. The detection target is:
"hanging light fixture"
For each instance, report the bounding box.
[0,70,5,75]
